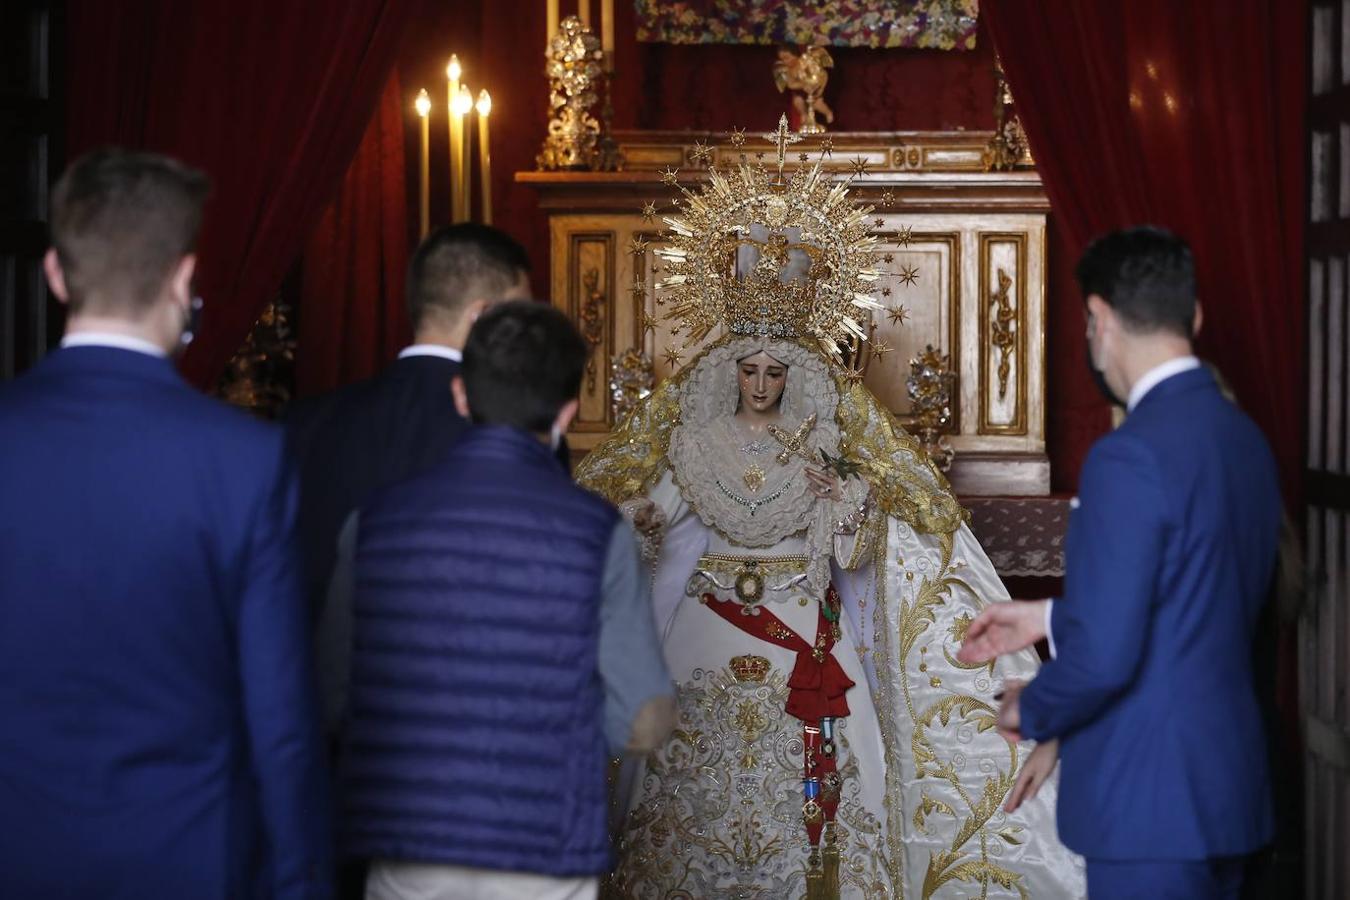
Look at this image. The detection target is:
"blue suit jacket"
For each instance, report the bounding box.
[0,347,332,899]
[1019,366,1280,861]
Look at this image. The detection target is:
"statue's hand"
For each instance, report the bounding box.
[805,465,842,502]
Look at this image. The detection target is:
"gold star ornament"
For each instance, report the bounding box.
[627,236,649,256]
[641,201,659,222]
[849,156,870,177]
[897,265,920,286]
[659,166,680,186]
[661,346,684,368]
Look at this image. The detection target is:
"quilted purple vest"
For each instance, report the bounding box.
[339,425,618,876]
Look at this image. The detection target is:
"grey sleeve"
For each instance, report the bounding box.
[598,521,675,753]
[315,511,360,739]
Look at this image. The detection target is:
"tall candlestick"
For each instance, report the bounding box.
[578,0,590,26]
[453,84,475,223]
[546,0,559,50]
[601,0,613,54]
[446,55,463,222]
[476,90,493,225]
[415,89,431,238]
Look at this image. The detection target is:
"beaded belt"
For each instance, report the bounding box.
[690,553,809,615]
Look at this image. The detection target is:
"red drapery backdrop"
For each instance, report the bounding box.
[296,73,413,396]
[65,0,425,389]
[377,3,1099,489]
[982,0,1307,506]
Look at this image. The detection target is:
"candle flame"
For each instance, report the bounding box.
[453,84,474,116]
[446,55,462,81]
[475,89,492,117]
[414,89,431,117]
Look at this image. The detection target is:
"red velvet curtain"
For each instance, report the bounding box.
[983,0,1307,506]
[65,0,425,389]
[296,73,413,397]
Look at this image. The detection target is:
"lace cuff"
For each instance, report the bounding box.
[832,487,872,535]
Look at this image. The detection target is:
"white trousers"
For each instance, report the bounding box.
[365,860,599,900]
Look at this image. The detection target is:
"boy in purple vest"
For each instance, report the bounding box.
[320,301,674,900]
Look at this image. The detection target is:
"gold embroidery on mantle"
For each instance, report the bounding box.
[606,662,891,899]
[888,529,1030,900]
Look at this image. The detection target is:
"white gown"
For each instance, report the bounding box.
[588,337,1085,900]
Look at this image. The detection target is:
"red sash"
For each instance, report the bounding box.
[701,586,854,721]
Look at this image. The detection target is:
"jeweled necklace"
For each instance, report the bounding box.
[715,476,793,516]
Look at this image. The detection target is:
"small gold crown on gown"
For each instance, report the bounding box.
[730,654,771,683]
[650,115,884,362]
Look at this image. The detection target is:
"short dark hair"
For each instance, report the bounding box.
[406,223,531,328]
[50,148,210,314]
[1075,226,1197,338]
[461,301,588,431]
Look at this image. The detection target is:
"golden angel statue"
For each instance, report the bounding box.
[774,46,835,135]
[579,127,1085,899]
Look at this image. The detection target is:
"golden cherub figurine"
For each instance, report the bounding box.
[773,46,835,134]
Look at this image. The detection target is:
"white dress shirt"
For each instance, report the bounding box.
[1045,355,1201,658]
[1126,355,1200,412]
[397,344,462,363]
[60,331,167,358]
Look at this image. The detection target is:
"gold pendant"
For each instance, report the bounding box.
[743,464,766,494]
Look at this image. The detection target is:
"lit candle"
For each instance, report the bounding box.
[601,0,613,54]
[578,0,590,26]
[446,55,462,222]
[476,90,493,225]
[453,84,475,223]
[414,89,431,238]
[546,0,559,50]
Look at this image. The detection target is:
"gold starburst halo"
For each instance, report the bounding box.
[644,124,884,364]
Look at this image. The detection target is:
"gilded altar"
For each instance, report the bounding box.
[517,130,1049,496]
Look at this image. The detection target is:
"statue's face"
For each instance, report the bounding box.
[736,351,788,415]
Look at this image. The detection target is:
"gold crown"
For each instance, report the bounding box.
[650,116,883,361]
[730,654,772,683]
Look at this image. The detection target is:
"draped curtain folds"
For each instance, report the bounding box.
[65,0,425,390]
[982,0,1306,506]
[297,74,412,396]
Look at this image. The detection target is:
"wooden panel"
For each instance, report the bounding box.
[861,229,959,428]
[524,143,1050,492]
[563,230,615,433]
[979,233,1028,435]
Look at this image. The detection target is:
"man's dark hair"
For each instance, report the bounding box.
[50,148,210,314]
[461,301,588,431]
[1075,226,1197,338]
[406,223,531,329]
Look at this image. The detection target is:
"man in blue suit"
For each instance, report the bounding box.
[958,227,1281,899]
[0,149,331,898]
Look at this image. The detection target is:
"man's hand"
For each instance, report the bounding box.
[1005,737,1058,813]
[624,498,663,536]
[996,680,1024,743]
[956,599,1049,664]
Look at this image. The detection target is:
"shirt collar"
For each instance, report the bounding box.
[398,344,462,363]
[1128,355,1201,412]
[60,331,168,358]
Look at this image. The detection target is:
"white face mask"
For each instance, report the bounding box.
[550,422,563,452]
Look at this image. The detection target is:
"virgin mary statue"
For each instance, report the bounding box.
[576,129,1084,900]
